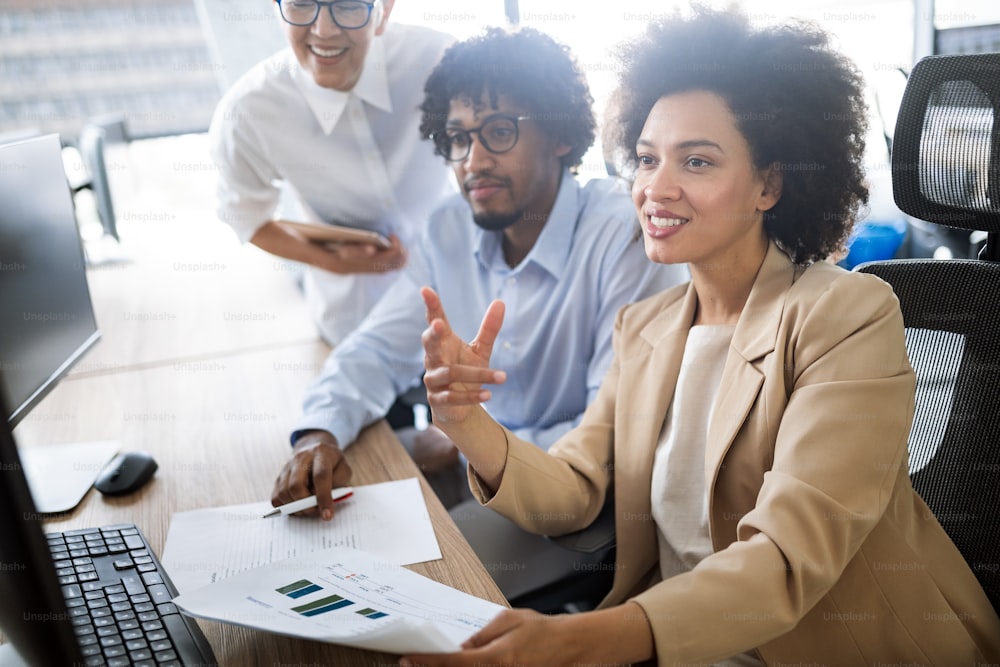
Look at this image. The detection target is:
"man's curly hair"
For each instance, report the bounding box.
[607,8,869,264]
[419,26,596,172]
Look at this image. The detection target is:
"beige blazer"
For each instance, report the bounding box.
[476,242,1000,665]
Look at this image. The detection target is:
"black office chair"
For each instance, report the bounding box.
[514,499,617,613]
[854,52,1000,615]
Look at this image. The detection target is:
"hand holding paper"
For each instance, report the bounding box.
[173,546,505,654]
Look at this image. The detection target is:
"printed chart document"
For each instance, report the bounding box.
[162,478,441,593]
[173,547,505,654]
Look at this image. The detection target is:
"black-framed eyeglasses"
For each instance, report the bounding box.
[433,114,530,162]
[276,0,376,29]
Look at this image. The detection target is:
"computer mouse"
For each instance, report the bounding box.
[93,451,158,495]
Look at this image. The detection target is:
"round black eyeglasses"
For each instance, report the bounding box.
[433,115,530,162]
[276,0,376,29]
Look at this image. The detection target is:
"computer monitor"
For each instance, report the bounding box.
[0,134,101,427]
[0,389,85,666]
[0,135,119,515]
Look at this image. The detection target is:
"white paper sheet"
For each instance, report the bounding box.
[161,478,441,593]
[173,546,504,654]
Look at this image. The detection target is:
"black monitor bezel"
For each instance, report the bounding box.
[0,134,101,429]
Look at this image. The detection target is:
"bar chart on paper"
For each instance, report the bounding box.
[291,594,354,616]
[277,579,389,619]
[173,547,506,654]
[277,579,323,599]
[272,563,458,631]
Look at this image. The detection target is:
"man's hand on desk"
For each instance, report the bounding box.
[271,430,353,521]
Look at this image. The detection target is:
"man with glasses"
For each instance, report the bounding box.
[209,0,455,347]
[271,27,687,608]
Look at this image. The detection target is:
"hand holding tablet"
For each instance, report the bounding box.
[279,220,392,249]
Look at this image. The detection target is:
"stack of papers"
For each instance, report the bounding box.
[173,546,505,654]
[161,478,441,593]
[163,477,505,653]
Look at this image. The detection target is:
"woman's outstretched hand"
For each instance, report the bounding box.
[420,286,507,427]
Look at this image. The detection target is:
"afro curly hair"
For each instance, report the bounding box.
[607,7,870,264]
[419,26,596,172]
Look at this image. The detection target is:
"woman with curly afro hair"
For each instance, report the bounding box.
[404,8,1000,666]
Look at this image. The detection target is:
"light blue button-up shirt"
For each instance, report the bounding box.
[294,170,688,450]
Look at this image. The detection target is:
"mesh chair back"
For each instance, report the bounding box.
[856,52,1000,615]
[891,53,1000,233]
[855,260,1000,613]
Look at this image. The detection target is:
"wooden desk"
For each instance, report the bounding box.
[7,247,508,664]
[75,236,318,376]
[11,344,506,666]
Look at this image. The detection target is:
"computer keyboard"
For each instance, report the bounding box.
[47,523,216,667]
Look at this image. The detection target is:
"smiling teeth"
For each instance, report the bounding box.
[650,216,687,228]
[311,46,346,57]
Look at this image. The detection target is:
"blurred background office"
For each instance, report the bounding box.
[1,0,999,270]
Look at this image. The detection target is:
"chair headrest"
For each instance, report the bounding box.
[891,53,1000,234]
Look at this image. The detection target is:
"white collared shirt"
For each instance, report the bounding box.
[209,23,456,345]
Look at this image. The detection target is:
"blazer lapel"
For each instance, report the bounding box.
[623,286,698,478]
[610,244,796,601]
[705,243,796,497]
[610,284,697,600]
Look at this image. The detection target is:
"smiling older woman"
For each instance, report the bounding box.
[403,8,1000,667]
